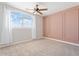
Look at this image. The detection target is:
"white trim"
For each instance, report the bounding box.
[44,37,79,47]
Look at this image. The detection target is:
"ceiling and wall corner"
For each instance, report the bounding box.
[6,2,79,16]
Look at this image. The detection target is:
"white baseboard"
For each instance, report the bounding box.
[44,37,79,47]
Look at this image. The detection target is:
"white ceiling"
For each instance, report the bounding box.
[7,2,79,16]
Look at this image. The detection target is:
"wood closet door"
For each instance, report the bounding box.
[43,12,63,40]
[63,7,79,43]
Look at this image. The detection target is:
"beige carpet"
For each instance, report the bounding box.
[0,38,79,56]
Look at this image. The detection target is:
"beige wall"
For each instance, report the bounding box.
[63,7,78,43]
[43,12,63,40]
[43,6,79,44]
[35,15,43,39]
[0,3,4,43]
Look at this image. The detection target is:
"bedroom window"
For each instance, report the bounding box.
[10,11,32,28]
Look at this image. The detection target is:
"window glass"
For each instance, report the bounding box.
[10,11,32,28]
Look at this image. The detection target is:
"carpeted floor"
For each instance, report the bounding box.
[0,38,79,56]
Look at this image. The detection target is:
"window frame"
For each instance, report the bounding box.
[9,8,33,28]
